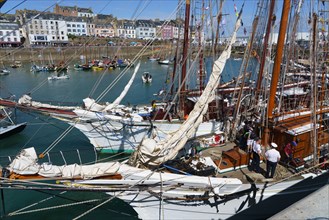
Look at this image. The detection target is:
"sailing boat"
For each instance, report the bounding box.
[0,107,27,139]
[2,6,328,219]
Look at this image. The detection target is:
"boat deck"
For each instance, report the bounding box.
[201,142,298,184]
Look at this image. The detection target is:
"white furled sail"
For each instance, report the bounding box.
[8,147,120,179]
[105,62,141,111]
[133,17,242,167]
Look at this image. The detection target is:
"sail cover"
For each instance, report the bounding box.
[134,17,242,166]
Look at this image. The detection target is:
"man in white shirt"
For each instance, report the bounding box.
[250,137,262,173]
[265,142,281,178]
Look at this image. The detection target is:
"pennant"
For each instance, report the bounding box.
[241,20,244,26]
[221,30,225,35]
[244,27,247,35]
[234,4,237,12]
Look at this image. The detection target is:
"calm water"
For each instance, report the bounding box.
[0,57,244,219]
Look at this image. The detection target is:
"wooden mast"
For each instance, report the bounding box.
[180,0,191,116]
[264,0,291,145]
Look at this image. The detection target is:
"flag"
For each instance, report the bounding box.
[221,30,225,35]
[244,27,247,35]
[241,20,244,26]
[234,4,237,12]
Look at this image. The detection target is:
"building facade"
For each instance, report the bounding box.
[16,10,69,46]
[66,18,87,36]
[0,21,21,47]
[95,24,115,38]
[135,20,156,40]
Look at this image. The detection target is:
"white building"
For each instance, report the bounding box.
[117,20,136,39]
[0,22,21,47]
[135,20,156,40]
[16,10,69,46]
[66,18,87,36]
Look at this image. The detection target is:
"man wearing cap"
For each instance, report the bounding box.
[251,137,262,173]
[265,143,281,178]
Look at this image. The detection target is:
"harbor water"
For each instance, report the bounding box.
[0,57,244,219]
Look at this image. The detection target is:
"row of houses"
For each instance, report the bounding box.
[0,4,184,47]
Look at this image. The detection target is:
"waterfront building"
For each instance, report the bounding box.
[66,17,87,36]
[54,4,96,18]
[0,20,21,47]
[95,24,115,38]
[135,20,156,40]
[16,10,69,46]
[87,23,96,36]
[117,20,136,39]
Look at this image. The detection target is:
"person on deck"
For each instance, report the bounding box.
[284,141,297,164]
[250,137,262,173]
[265,142,281,178]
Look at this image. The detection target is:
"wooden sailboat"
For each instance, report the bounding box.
[1,3,328,219]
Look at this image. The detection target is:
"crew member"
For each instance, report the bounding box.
[250,137,262,173]
[265,142,281,178]
[284,141,297,164]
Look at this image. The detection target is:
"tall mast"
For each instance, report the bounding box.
[198,0,205,91]
[264,0,291,145]
[255,0,276,101]
[180,0,191,115]
[310,12,318,165]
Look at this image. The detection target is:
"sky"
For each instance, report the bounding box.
[0,0,315,36]
[1,0,256,22]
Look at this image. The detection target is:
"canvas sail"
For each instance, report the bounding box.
[132,16,242,167]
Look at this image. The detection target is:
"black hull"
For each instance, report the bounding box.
[0,123,27,139]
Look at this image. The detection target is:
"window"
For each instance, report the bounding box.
[29,25,32,29]
[62,36,64,40]
[77,24,80,27]
[30,31,34,34]
[77,29,81,32]
[0,31,2,35]
[67,24,71,27]
[82,29,85,32]
[41,31,44,34]
[36,31,39,34]
[61,31,64,35]
[57,36,59,39]
[34,21,37,24]
[14,37,17,41]
[68,29,71,32]
[72,24,76,27]
[51,26,54,30]
[50,21,53,24]
[82,25,84,28]
[73,29,76,32]
[52,36,55,40]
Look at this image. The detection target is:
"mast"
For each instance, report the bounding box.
[310,12,318,165]
[264,0,291,145]
[255,0,276,101]
[213,0,225,55]
[198,0,205,91]
[180,0,191,116]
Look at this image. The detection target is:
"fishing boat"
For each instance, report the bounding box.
[158,59,172,65]
[0,68,10,75]
[48,75,70,80]
[142,72,152,83]
[10,60,22,68]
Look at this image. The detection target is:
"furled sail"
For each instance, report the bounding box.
[105,62,141,111]
[132,16,242,167]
